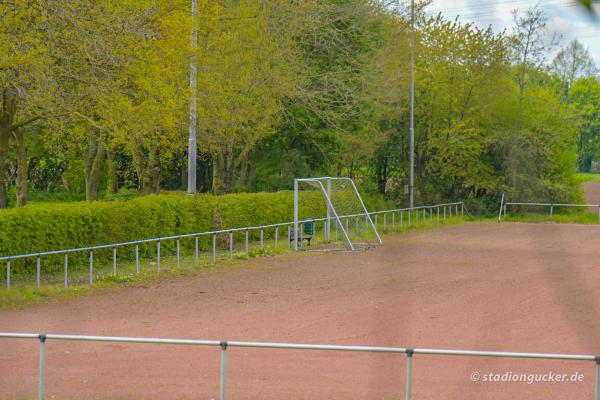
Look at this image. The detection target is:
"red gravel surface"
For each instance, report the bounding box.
[1,222,600,399]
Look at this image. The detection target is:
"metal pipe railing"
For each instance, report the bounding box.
[0,332,597,400]
[499,200,600,223]
[2,202,465,290]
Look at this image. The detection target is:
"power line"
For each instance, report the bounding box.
[429,1,582,19]
[433,0,568,13]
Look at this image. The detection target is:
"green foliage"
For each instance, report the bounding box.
[504,211,599,225]
[0,191,323,273]
[576,173,600,183]
[569,78,600,172]
[1,1,596,212]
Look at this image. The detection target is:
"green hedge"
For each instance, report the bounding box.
[0,191,330,274]
[0,189,393,275]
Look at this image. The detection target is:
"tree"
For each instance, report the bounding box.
[551,40,598,95]
[198,0,299,194]
[0,0,52,207]
[510,5,559,99]
[570,77,600,172]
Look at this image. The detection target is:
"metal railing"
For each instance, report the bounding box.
[498,197,600,223]
[1,202,464,290]
[0,332,597,400]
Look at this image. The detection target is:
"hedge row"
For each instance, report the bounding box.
[3,191,334,254]
[0,189,397,276]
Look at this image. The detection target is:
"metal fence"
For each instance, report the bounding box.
[0,332,597,400]
[1,202,464,290]
[498,196,600,223]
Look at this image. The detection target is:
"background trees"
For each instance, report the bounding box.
[0,0,598,209]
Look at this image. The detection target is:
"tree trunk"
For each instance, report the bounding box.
[211,142,234,195]
[0,130,9,209]
[180,150,188,190]
[105,147,118,197]
[211,154,223,195]
[0,89,17,208]
[15,127,28,207]
[140,146,161,195]
[223,142,234,193]
[84,131,105,201]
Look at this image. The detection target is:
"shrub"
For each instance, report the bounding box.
[0,191,324,274]
[0,189,392,275]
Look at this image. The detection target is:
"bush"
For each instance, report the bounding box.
[0,191,327,274]
[0,188,397,276]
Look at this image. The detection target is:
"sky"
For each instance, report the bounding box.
[426,0,600,66]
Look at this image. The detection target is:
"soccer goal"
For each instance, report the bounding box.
[293,177,382,251]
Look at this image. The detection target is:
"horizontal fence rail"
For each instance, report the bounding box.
[0,332,598,400]
[1,202,464,290]
[499,199,600,223]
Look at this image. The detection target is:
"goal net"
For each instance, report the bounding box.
[293,177,382,251]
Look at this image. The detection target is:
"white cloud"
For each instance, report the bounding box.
[428,0,600,65]
[547,15,572,35]
[494,3,515,24]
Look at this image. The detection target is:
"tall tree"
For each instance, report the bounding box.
[0,0,52,207]
[551,40,598,95]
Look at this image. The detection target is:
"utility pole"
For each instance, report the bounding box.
[409,0,415,208]
[187,0,198,194]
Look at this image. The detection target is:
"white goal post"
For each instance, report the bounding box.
[293,177,383,251]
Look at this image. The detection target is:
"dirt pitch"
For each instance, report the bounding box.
[2,221,600,399]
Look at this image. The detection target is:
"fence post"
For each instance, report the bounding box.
[405,349,413,400]
[260,229,264,249]
[444,206,446,220]
[408,210,411,226]
[437,207,440,222]
[36,256,41,288]
[213,234,217,263]
[157,241,161,272]
[6,259,10,290]
[113,247,117,275]
[392,212,395,230]
[195,237,199,265]
[416,209,419,225]
[275,226,279,248]
[245,229,249,258]
[38,334,46,400]
[335,219,339,241]
[229,232,233,258]
[176,240,180,268]
[64,253,68,288]
[461,203,464,217]
[595,357,600,400]
[135,243,140,275]
[220,341,228,400]
[287,226,291,249]
[550,205,554,216]
[89,250,94,285]
[384,213,387,231]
